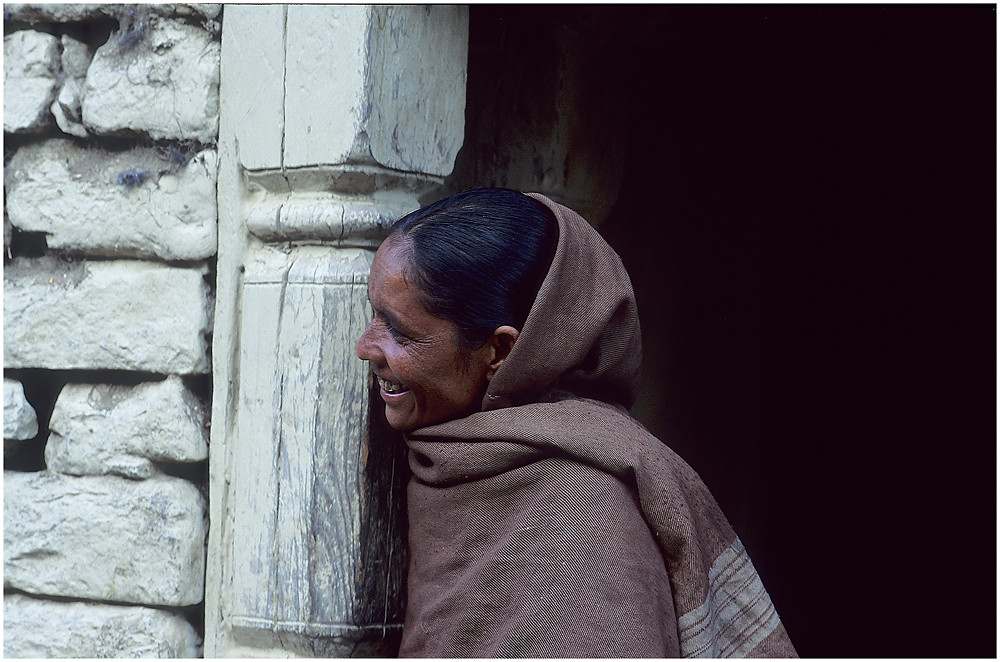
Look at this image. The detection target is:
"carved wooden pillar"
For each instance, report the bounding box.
[206,6,468,656]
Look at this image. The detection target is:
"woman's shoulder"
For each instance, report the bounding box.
[408,393,706,497]
[504,396,699,481]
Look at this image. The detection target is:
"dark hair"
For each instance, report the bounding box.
[388,187,558,348]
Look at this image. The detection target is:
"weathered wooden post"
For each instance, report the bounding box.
[206,6,468,656]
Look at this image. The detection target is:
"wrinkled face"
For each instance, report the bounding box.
[355,238,495,432]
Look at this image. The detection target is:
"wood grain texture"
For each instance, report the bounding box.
[229,248,406,654]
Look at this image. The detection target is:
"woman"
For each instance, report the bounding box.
[356,188,796,657]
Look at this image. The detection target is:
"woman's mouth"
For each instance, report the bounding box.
[377,375,408,395]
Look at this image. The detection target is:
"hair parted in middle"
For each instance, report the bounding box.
[387,187,559,349]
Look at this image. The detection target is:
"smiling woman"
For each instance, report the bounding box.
[357,237,512,431]
[356,188,556,431]
[355,188,797,657]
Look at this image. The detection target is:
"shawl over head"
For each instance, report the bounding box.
[399,193,796,657]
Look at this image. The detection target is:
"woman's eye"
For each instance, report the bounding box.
[371,308,410,342]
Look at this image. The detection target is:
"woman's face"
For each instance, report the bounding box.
[355,237,496,432]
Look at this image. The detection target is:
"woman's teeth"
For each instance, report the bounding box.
[377,376,405,394]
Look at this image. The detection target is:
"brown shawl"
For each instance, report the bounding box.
[398,193,797,658]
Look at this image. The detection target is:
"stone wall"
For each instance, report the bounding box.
[3,4,221,657]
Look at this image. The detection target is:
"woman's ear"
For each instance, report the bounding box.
[485,325,519,380]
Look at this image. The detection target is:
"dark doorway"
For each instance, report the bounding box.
[452,5,996,657]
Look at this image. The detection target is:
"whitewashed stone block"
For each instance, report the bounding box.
[4,379,38,441]
[169,4,223,23]
[183,4,222,21]
[4,258,211,374]
[4,593,200,658]
[5,139,218,260]
[4,4,105,23]
[83,16,220,142]
[5,3,221,24]
[51,35,93,138]
[3,29,60,134]
[4,471,206,606]
[46,377,208,480]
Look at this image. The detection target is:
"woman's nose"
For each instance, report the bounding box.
[355,322,378,361]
